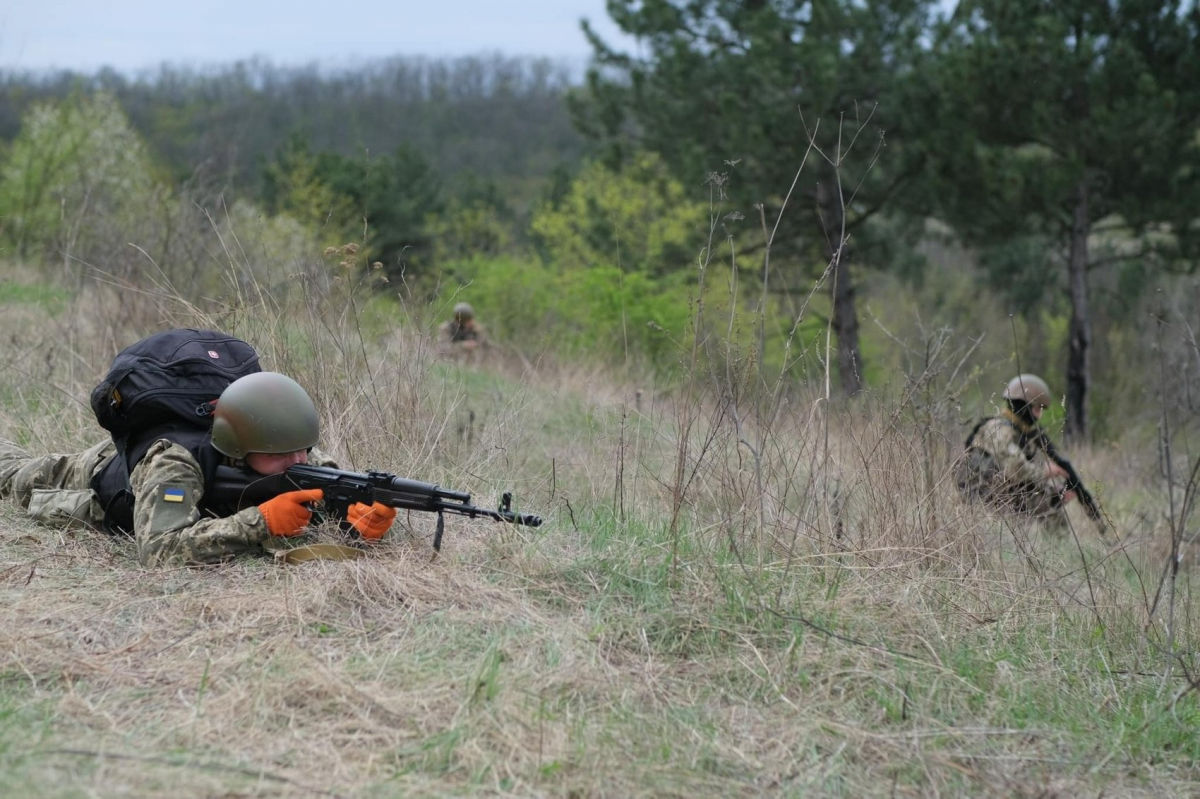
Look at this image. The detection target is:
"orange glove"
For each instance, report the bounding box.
[258,489,324,537]
[347,501,397,540]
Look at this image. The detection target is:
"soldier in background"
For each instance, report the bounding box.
[956,373,1078,527]
[437,302,488,362]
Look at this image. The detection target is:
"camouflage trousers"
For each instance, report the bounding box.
[955,448,1068,528]
[0,438,113,527]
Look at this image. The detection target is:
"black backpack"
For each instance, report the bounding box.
[88,328,262,533]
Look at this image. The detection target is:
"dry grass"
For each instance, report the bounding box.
[2,260,1200,798]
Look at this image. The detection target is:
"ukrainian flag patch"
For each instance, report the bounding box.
[162,487,185,503]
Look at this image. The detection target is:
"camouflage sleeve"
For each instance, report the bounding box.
[131,440,270,567]
[972,419,1047,486]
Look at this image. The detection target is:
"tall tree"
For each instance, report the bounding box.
[0,91,162,270]
[263,140,444,277]
[920,0,1200,439]
[530,152,707,276]
[574,0,936,395]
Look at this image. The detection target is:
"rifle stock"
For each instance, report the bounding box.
[211,463,543,550]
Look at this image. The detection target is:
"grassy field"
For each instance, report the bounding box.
[1,263,1198,798]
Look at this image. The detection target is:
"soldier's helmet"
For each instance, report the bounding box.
[453,302,475,321]
[210,372,320,459]
[1003,374,1052,409]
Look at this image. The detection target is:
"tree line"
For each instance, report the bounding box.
[0,54,584,188]
[2,1,1199,441]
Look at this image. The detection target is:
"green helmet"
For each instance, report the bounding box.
[210,372,319,458]
[1003,374,1052,408]
[453,302,475,321]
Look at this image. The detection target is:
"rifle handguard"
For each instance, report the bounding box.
[211,463,543,551]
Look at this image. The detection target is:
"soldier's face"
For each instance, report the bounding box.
[1032,405,1045,420]
[246,448,309,475]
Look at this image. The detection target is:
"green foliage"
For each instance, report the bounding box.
[0,91,161,262]
[0,690,53,797]
[440,247,830,385]
[565,264,696,365]
[923,0,1200,253]
[530,152,706,276]
[426,175,516,263]
[0,56,587,206]
[910,0,1200,435]
[428,202,513,263]
[0,279,69,313]
[422,153,720,371]
[335,145,443,275]
[211,200,321,292]
[261,136,358,247]
[423,152,807,375]
[263,138,443,277]
[578,0,940,259]
[440,254,695,370]
[575,0,941,395]
[975,234,1062,314]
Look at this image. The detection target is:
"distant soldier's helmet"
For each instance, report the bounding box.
[1003,374,1053,408]
[453,302,475,320]
[210,372,320,459]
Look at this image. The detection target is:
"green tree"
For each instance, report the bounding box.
[263,140,444,277]
[525,152,786,372]
[0,91,160,264]
[331,145,443,276]
[426,175,517,263]
[530,152,707,275]
[438,155,711,368]
[261,135,359,248]
[920,0,1200,439]
[574,0,937,395]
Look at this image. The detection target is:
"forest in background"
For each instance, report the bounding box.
[1,0,1199,445]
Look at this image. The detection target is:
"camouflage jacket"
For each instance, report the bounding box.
[439,318,487,345]
[956,415,1067,522]
[0,436,335,566]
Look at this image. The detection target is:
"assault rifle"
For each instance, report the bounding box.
[210,463,543,550]
[1035,432,1106,532]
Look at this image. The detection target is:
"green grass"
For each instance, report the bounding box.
[0,279,70,313]
[2,259,1200,798]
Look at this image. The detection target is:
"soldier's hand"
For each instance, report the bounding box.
[259,489,323,536]
[347,501,396,540]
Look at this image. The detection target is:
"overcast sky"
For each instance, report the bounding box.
[0,1,638,75]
